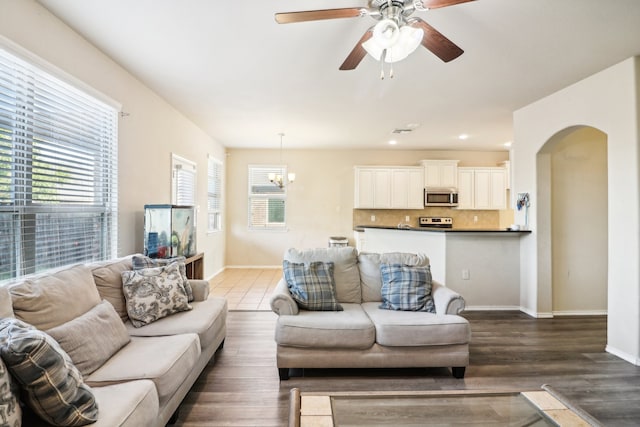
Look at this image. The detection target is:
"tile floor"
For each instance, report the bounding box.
[209,267,282,311]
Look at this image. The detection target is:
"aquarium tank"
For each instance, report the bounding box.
[144,204,196,258]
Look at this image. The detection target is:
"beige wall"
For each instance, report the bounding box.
[549,127,608,314]
[514,56,640,364]
[226,148,508,266]
[1,0,227,278]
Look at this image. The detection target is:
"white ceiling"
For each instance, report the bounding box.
[37,0,640,150]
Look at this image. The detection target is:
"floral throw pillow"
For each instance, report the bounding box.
[0,356,21,427]
[283,260,343,311]
[121,262,192,328]
[379,263,436,312]
[132,255,194,302]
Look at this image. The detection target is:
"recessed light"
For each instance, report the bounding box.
[388,140,398,145]
[458,134,469,140]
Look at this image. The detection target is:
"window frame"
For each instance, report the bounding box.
[247,164,288,231]
[0,41,119,284]
[207,155,222,233]
[171,153,196,206]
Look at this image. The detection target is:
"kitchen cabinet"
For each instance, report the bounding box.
[354,166,423,209]
[420,160,459,188]
[457,167,507,210]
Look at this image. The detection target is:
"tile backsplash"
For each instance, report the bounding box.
[353,207,509,229]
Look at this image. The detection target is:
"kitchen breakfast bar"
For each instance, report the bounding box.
[354,225,531,310]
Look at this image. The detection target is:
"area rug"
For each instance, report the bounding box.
[289,385,600,427]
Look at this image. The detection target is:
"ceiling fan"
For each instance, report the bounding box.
[275,0,475,71]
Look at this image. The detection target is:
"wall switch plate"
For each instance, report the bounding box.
[371,215,375,222]
[405,216,410,222]
[473,215,478,223]
[462,269,470,280]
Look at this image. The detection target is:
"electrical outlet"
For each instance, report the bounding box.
[405,215,410,222]
[473,215,478,223]
[371,215,376,222]
[462,269,470,280]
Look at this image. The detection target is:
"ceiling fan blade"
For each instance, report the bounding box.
[275,8,364,24]
[418,0,475,10]
[339,29,374,70]
[410,18,464,62]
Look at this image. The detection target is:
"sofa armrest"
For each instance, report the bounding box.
[270,278,299,316]
[432,280,466,315]
[189,279,210,301]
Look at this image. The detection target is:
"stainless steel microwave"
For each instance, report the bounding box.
[424,187,459,207]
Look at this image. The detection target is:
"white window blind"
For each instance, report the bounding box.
[248,165,286,229]
[171,154,196,206]
[207,156,222,232]
[0,47,118,283]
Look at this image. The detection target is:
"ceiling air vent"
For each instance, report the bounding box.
[392,128,413,134]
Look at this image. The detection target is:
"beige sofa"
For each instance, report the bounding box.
[0,254,227,427]
[270,247,470,380]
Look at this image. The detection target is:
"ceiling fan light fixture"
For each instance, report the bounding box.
[372,18,400,48]
[363,22,423,63]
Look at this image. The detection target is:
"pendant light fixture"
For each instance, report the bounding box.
[268,133,295,188]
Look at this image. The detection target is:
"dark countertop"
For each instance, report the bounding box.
[354,225,531,234]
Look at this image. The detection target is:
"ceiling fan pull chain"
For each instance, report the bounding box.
[390,63,394,79]
[380,49,387,80]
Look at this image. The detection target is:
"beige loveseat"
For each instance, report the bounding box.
[270,247,470,380]
[0,254,227,427]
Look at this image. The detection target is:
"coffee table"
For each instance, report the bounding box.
[289,387,598,427]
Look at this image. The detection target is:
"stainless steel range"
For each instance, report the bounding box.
[419,216,453,228]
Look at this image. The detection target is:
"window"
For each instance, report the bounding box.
[0,46,118,283]
[207,155,222,232]
[248,165,287,230]
[171,154,196,206]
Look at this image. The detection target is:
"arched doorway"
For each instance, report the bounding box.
[537,126,608,315]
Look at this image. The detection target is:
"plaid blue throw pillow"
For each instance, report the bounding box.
[379,263,435,312]
[283,260,343,311]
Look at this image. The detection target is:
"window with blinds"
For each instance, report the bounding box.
[248,165,286,230]
[207,156,222,232]
[0,47,118,283]
[171,154,196,206]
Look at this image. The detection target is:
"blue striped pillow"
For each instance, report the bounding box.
[379,263,435,312]
[283,261,343,311]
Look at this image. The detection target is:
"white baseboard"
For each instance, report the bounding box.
[552,310,608,316]
[606,345,640,366]
[464,305,521,311]
[519,306,553,318]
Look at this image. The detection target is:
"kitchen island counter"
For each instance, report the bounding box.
[354,226,528,310]
[354,225,530,234]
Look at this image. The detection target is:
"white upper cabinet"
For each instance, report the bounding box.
[420,160,459,188]
[355,166,424,209]
[457,167,507,210]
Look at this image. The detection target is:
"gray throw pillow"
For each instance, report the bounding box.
[0,318,98,426]
[283,260,343,311]
[379,263,435,312]
[121,262,192,328]
[47,300,131,376]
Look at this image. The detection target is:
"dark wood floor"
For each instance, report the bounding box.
[176,311,640,426]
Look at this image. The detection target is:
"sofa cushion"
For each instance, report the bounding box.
[0,356,21,427]
[121,263,192,328]
[9,264,101,330]
[379,264,435,313]
[275,304,375,349]
[359,252,430,302]
[0,318,98,426]
[283,261,343,311]
[285,247,361,303]
[132,255,194,302]
[90,257,133,322]
[361,302,471,347]
[47,300,131,376]
[0,287,13,319]
[85,334,200,406]
[126,296,227,350]
[87,380,158,427]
